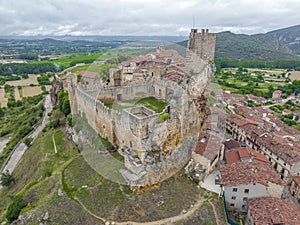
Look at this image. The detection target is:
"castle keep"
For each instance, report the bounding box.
[60,29,216,188]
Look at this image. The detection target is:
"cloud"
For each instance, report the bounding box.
[0,0,299,36]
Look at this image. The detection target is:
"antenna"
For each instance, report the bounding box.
[193,16,195,28]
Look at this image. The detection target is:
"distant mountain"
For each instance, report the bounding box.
[267,25,300,55]
[179,25,300,61]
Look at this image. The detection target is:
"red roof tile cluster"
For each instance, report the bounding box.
[255,133,300,164]
[248,196,300,225]
[225,147,268,164]
[220,161,285,187]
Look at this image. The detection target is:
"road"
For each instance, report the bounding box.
[263,94,296,109]
[0,95,53,189]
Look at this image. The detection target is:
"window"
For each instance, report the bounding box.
[232,188,238,192]
[231,196,236,200]
[243,197,248,201]
[230,203,235,207]
[244,189,249,194]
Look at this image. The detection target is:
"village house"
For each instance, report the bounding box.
[246,196,300,225]
[220,161,285,212]
[282,108,293,116]
[272,89,282,99]
[192,132,223,179]
[225,146,268,164]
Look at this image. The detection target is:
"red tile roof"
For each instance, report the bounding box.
[225,147,268,164]
[273,90,282,94]
[194,133,222,161]
[255,133,300,164]
[225,150,240,164]
[248,196,300,225]
[220,161,285,187]
[293,176,300,186]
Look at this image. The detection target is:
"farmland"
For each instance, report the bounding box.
[0,74,52,106]
[6,74,39,86]
[290,71,300,81]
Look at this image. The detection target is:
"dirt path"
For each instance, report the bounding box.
[70,191,205,225]
[209,201,220,225]
[52,134,57,154]
[116,197,204,225]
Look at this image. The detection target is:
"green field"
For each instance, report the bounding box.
[105,97,167,113]
[51,49,143,70]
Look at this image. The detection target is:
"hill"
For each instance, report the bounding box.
[179,25,300,61]
[267,24,300,55]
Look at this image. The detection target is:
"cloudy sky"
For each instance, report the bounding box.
[0,0,300,36]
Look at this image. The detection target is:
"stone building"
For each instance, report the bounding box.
[62,28,216,188]
[220,161,285,212]
[192,132,223,179]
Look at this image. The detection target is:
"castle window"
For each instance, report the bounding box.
[130,141,132,148]
[231,196,236,200]
[232,188,238,192]
[244,189,249,194]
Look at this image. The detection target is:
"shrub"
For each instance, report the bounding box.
[24,137,33,147]
[157,113,169,123]
[6,196,27,223]
[0,170,15,186]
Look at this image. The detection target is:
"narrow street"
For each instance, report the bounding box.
[0,94,53,189]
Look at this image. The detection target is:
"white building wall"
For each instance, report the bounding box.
[224,183,266,211]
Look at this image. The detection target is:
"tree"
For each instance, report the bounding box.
[62,99,71,116]
[0,170,15,186]
[24,137,33,147]
[58,90,70,116]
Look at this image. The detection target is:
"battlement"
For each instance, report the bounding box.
[187,28,216,62]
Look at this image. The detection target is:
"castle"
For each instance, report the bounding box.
[55,28,216,188]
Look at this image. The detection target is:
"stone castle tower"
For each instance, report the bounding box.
[185,28,216,129]
[186,28,216,74]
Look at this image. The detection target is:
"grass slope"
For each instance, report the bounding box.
[0,124,219,224]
